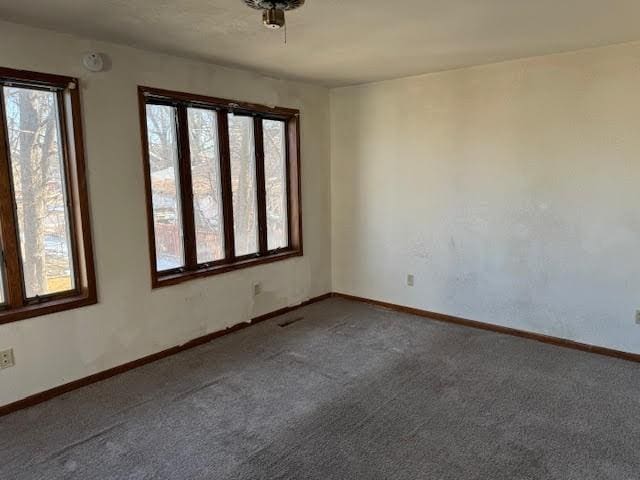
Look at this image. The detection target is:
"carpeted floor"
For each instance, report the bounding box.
[1,297,639,479]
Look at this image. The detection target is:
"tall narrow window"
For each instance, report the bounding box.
[188,107,224,264]
[4,87,75,298]
[228,114,258,257]
[145,104,184,271]
[139,87,302,287]
[0,67,96,324]
[263,119,288,251]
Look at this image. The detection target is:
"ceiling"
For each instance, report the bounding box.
[1,0,640,87]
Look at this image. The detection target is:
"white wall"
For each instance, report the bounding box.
[0,21,331,407]
[3,21,640,409]
[331,42,640,354]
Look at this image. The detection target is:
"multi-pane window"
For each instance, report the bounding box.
[139,87,302,287]
[0,68,96,324]
[188,108,225,264]
[145,104,185,271]
[263,119,288,251]
[228,114,259,257]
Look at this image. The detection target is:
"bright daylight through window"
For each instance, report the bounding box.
[140,87,302,287]
[0,67,96,324]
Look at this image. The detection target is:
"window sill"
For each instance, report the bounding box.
[0,291,97,325]
[153,249,303,288]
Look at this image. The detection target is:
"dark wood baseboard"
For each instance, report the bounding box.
[0,293,332,417]
[332,292,640,364]
[3,291,637,417]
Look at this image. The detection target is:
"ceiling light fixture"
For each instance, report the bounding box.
[243,0,305,30]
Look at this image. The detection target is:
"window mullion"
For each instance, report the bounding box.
[254,116,268,255]
[0,92,26,307]
[139,86,302,288]
[217,110,235,261]
[176,105,197,269]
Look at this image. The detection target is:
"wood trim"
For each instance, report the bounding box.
[250,292,331,323]
[176,105,197,269]
[217,110,235,261]
[138,86,303,288]
[3,291,638,417]
[287,115,303,253]
[0,293,332,417]
[332,293,640,364]
[0,67,74,89]
[154,249,302,288]
[0,293,96,325]
[137,89,161,286]
[254,116,268,254]
[0,68,96,324]
[139,85,299,118]
[66,81,97,303]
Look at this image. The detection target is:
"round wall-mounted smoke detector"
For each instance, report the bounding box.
[82,52,105,72]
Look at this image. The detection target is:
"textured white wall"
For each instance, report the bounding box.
[331,42,640,354]
[2,21,640,409]
[0,21,331,407]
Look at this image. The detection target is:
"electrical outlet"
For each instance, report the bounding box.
[407,274,415,287]
[636,310,640,325]
[0,349,14,369]
[253,282,262,296]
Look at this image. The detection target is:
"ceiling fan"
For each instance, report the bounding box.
[243,0,306,30]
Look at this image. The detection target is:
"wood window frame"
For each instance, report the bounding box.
[0,67,97,325]
[138,86,303,288]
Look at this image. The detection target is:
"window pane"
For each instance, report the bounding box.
[145,104,184,271]
[188,108,224,263]
[3,87,75,298]
[263,119,289,250]
[228,114,258,256]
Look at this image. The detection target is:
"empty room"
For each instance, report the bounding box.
[1,1,639,478]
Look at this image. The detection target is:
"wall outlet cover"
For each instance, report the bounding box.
[636,310,640,325]
[407,274,415,287]
[253,283,262,296]
[0,348,14,369]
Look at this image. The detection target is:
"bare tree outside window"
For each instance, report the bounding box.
[228,114,258,256]
[145,104,184,271]
[0,68,96,324]
[263,119,288,250]
[188,108,224,263]
[3,86,75,298]
[139,87,302,288]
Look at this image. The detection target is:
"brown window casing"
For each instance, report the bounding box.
[138,86,303,288]
[0,67,97,324]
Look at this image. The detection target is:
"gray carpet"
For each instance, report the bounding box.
[1,297,639,479]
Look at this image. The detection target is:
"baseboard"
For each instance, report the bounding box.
[0,293,332,417]
[332,292,640,364]
[4,291,636,417]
